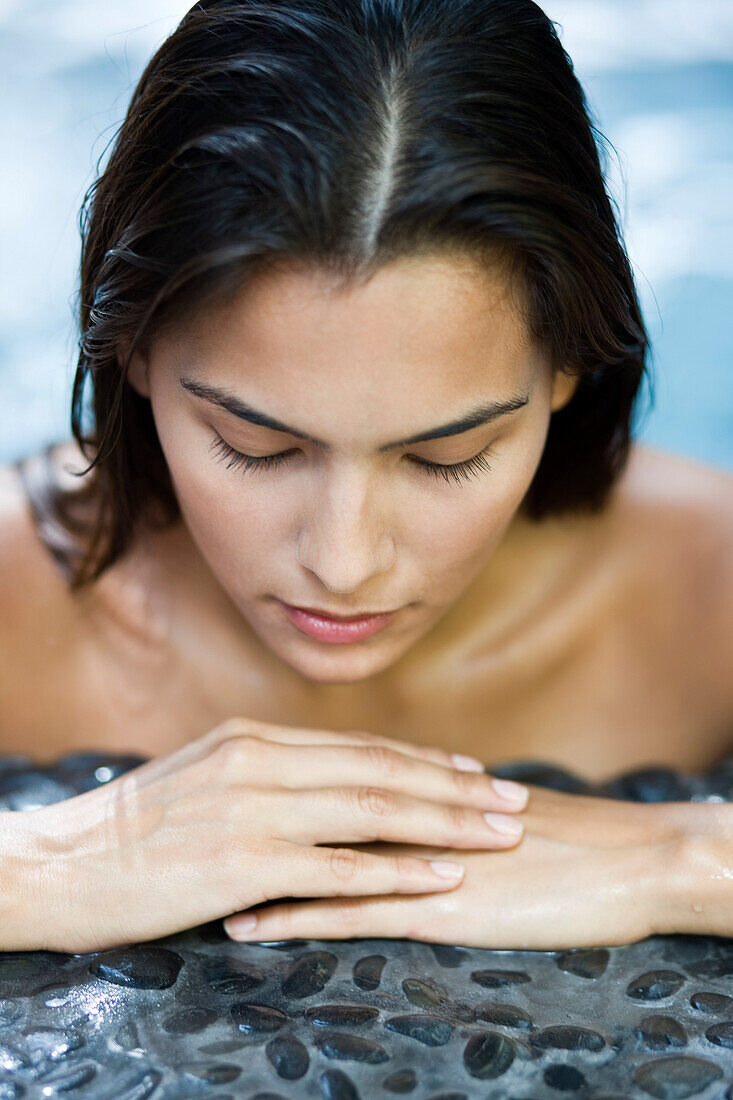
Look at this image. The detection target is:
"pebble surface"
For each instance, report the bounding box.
[0,748,730,1097]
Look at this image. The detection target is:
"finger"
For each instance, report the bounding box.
[269,784,525,848]
[213,717,472,772]
[225,892,428,943]
[231,739,528,813]
[256,840,466,905]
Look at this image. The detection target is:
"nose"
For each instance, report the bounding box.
[296,465,396,594]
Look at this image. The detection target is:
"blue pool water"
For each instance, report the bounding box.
[0,1,731,471]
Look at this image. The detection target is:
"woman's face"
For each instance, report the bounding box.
[126,253,578,684]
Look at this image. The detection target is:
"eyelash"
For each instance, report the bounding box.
[209,433,495,486]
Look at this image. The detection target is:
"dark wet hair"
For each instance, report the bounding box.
[17,0,651,590]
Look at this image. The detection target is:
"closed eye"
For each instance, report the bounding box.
[209,432,495,486]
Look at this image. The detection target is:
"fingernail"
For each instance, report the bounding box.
[491,777,528,803]
[225,912,258,937]
[429,860,465,878]
[483,812,523,836]
[451,753,485,772]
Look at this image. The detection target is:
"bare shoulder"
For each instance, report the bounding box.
[608,442,733,710]
[610,442,732,559]
[0,442,90,745]
[0,445,79,613]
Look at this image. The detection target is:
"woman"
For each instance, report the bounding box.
[0,0,730,954]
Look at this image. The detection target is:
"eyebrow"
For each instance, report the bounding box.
[179,376,530,452]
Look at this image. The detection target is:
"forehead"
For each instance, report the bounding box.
[164,252,537,405]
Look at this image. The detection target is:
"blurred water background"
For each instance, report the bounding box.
[0,0,731,469]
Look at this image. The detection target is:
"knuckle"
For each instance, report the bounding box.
[451,767,479,798]
[364,743,404,775]
[213,734,263,772]
[327,847,361,881]
[212,716,251,739]
[447,802,472,834]
[331,896,363,929]
[394,853,419,877]
[356,786,396,817]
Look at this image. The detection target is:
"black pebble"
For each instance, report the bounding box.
[470,969,531,989]
[315,1030,390,1063]
[180,1062,242,1084]
[626,971,686,1001]
[0,957,44,981]
[282,951,338,998]
[689,990,732,1012]
[402,978,446,1007]
[543,1064,587,1091]
[429,944,471,968]
[161,1006,217,1034]
[319,1068,360,1098]
[261,939,310,951]
[384,1015,453,1046]
[266,1034,310,1079]
[556,948,610,979]
[203,956,266,996]
[636,1015,687,1049]
[382,1068,417,1092]
[230,1003,289,1034]
[353,955,386,990]
[89,947,184,990]
[474,1002,533,1029]
[305,1004,379,1027]
[704,1021,733,1048]
[601,768,692,802]
[633,1055,723,1098]
[199,1040,246,1055]
[463,1031,516,1079]
[52,752,147,793]
[531,1025,606,1052]
[489,761,587,793]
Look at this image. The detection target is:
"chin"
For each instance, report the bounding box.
[278,639,402,684]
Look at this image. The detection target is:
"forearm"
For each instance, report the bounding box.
[651,801,733,938]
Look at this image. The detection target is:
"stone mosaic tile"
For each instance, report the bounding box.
[0,750,730,1098]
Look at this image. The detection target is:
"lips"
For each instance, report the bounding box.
[277,600,397,643]
[288,604,396,621]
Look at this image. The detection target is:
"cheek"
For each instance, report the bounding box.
[404,439,541,580]
[406,481,517,580]
[155,419,286,571]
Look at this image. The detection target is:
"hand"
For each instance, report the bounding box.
[224,787,683,949]
[9,717,529,954]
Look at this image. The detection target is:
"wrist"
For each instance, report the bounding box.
[648,801,733,938]
[0,810,50,951]
[1,802,90,953]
